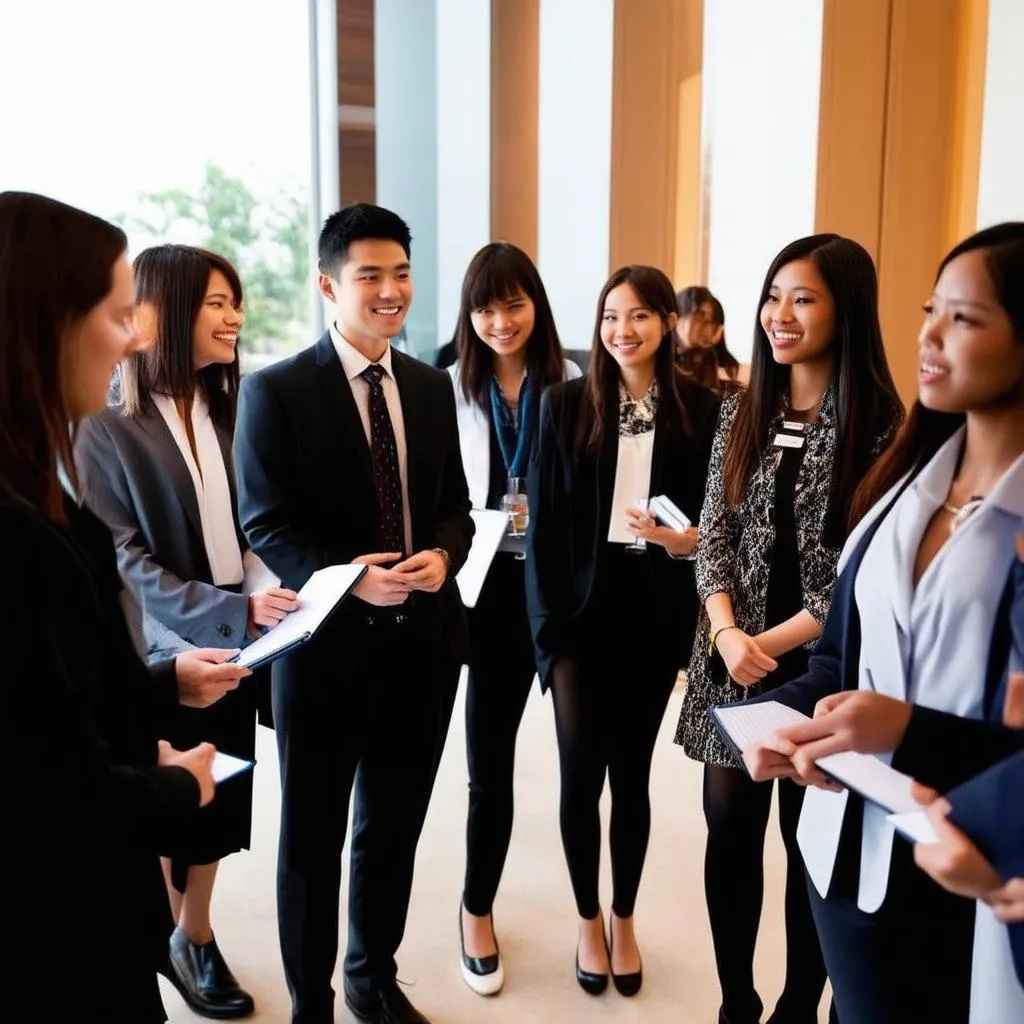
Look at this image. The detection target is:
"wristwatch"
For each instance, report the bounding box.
[431,547,452,581]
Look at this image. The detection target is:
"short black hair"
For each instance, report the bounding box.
[318,203,412,276]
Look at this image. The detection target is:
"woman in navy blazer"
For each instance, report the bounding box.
[743,223,1024,1023]
[526,265,720,996]
[448,242,579,995]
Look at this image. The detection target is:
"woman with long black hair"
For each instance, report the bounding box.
[527,264,720,997]
[449,242,579,995]
[675,234,902,1024]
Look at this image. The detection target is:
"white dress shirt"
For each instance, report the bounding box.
[330,324,413,554]
[153,391,244,586]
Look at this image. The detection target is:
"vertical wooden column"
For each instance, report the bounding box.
[491,0,540,258]
[337,0,377,205]
[609,0,688,273]
[673,0,705,287]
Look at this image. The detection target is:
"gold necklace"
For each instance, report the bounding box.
[940,496,985,534]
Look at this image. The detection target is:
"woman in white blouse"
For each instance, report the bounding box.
[526,265,720,997]
[77,245,298,1020]
[743,222,1024,1023]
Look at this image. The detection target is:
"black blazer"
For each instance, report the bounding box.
[75,404,252,649]
[525,376,721,689]
[233,333,474,662]
[1,496,199,1020]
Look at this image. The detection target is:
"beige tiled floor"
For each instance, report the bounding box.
[161,673,830,1023]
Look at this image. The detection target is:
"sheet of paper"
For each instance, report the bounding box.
[713,701,811,751]
[456,509,511,609]
[237,563,365,669]
[887,810,940,845]
[212,751,255,783]
[817,750,921,814]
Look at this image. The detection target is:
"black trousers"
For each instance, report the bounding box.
[703,766,829,1024]
[551,631,679,921]
[272,611,460,1024]
[462,553,537,917]
[810,832,976,1024]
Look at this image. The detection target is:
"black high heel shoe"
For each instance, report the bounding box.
[575,916,609,995]
[609,917,643,997]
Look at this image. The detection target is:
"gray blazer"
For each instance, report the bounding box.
[75,403,251,652]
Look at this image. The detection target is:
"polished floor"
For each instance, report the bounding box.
[160,673,831,1022]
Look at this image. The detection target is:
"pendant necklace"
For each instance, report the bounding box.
[941,495,984,535]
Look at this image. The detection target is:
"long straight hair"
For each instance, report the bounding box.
[119,244,242,431]
[576,265,694,457]
[722,233,903,545]
[676,285,740,377]
[851,222,1024,524]
[455,242,565,410]
[0,191,127,521]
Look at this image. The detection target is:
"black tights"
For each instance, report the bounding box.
[551,653,678,920]
[703,765,830,1024]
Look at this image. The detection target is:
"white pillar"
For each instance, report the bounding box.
[375,0,438,357]
[537,0,615,352]
[702,0,824,361]
[977,0,1024,227]
[436,0,491,347]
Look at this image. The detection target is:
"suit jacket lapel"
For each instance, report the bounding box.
[135,406,204,542]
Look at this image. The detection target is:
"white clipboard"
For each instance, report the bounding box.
[456,509,511,609]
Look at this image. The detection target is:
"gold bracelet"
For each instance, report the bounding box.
[709,624,739,656]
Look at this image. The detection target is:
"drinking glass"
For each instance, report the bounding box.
[501,476,529,560]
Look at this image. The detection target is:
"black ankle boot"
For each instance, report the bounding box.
[168,927,255,1019]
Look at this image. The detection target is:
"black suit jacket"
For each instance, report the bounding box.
[233,333,474,663]
[525,376,721,689]
[1,496,199,1019]
[75,404,252,649]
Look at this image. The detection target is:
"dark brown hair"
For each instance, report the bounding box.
[576,265,694,456]
[455,242,565,409]
[851,221,1024,524]
[722,233,903,546]
[0,191,127,521]
[676,285,740,379]
[119,244,242,431]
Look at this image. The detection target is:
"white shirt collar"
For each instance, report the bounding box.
[916,424,1024,517]
[330,322,395,382]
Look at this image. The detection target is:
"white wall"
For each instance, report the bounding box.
[977,0,1024,228]
[702,0,824,361]
[436,0,491,346]
[537,0,615,351]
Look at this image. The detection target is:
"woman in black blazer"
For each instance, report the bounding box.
[526,264,719,997]
[0,193,247,1021]
[76,245,296,1019]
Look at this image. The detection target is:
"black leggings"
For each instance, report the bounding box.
[551,649,678,920]
[703,765,830,1024]
[462,554,537,917]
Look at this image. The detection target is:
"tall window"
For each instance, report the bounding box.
[1,0,313,371]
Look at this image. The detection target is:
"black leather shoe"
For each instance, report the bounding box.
[609,928,643,997]
[575,917,609,996]
[458,905,504,995]
[343,978,432,1024]
[167,927,255,1019]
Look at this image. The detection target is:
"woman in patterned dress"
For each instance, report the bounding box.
[526,265,720,997]
[674,235,902,1024]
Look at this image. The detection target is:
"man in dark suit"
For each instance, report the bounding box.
[234,203,474,1024]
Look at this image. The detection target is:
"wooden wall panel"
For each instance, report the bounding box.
[673,0,705,287]
[337,0,376,205]
[814,0,892,259]
[491,0,540,257]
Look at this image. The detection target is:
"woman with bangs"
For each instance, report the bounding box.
[449,241,579,995]
[675,284,745,394]
[526,264,720,997]
[77,244,297,1020]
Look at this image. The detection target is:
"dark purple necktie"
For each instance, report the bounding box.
[361,364,405,556]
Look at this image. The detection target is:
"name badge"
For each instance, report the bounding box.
[783,420,807,432]
[773,432,805,449]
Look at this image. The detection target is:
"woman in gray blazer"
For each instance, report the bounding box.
[449,242,579,995]
[76,245,297,1020]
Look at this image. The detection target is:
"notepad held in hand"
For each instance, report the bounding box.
[235,563,367,670]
